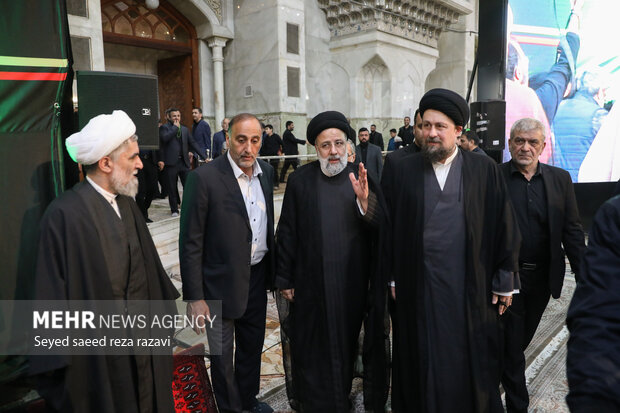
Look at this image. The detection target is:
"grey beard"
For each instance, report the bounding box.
[423,144,456,163]
[111,169,139,197]
[318,155,347,177]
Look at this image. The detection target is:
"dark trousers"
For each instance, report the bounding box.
[279,158,298,182]
[208,260,267,413]
[163,159,189,213]
[269,159,280,186]
[136,160,158,220]
[501,266,551,413]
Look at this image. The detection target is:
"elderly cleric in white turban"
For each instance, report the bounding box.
[66,110,136,165]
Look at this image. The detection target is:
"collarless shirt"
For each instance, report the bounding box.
[432,146,459,190]
[86,176,121,218]
[227,152,268,265]
[506,161,549,264]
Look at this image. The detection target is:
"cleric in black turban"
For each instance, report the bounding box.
[306,110,355,145]
[419,88,470,127]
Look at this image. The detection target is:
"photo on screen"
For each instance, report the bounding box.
[505,0,620,182]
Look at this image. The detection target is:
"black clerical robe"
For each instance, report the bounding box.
[567,195,620,412]
[31,181,179,412]
[275,161,389,412]
[384,150,520,413]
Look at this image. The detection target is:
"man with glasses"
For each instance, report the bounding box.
[499,117,585,413]
[275,111,388,412]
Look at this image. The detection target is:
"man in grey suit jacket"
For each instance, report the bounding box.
[355,127,383,182]
[180,113,275,413]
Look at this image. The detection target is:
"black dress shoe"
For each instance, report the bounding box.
[249,401,273,413]
[145,218,153,223]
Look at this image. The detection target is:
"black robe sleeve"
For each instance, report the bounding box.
[274,170,299,290]
[566,196,620,412]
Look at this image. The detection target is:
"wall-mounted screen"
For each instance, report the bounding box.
[505,0,620,182]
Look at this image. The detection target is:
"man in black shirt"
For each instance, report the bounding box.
[499,117,585,413]
[459,129,487,156]
[369,124,384,151]
[397,116,414,146]
[260,124,284,188]
[280,120,306,183]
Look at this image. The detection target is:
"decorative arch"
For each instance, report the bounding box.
[356,55,391,118]
[101,0,195,53]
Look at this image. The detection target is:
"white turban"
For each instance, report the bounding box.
[66,110,136,165]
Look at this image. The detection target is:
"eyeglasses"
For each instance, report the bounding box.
[512,137,542,148]
[318,140,346,151]
[347,153,354,157]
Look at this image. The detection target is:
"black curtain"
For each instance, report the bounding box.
[0,0,74,403]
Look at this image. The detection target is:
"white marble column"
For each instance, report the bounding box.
[207,36,228,124]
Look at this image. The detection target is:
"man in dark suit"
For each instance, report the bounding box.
[279,120,306,183]
[192,106,212,158]
[500,117,585,413]
[180,113,275,413]
[158,107,203,216]
[369,124,384,151]
[212,117,230,159]
[355,127,383,182]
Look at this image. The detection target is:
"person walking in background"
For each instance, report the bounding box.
[279,120,306,183]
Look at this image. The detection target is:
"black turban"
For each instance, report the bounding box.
[306,110,355,145]
[419,88,470,127]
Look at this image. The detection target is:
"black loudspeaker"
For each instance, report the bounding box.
[470,100,506,151]
[477,0,508,101]
[77,71,159,149]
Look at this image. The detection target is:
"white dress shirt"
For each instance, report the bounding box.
[431,146,459,190]
[227,152,268,265]
[86,176,120,218]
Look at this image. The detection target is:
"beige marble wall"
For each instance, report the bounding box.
[224,0,281,114]
[68,0,105,71]
[425,2,478,99]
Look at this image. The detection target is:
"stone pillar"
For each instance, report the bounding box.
[208,36,228,124]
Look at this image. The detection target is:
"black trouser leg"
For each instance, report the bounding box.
[142,160,158,218]
[501,293,528,413]
[209,319,241,413]
[269,159,280,185]
[208,261,267,413]
[158,168,167,197]
[279,161,289,183]
[163,164,180,213]
[136,169,148,219]
[235,262,267,409]
[501,267,551,413]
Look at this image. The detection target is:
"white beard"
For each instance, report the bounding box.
[318,154,347,177]
[111,167,139,197]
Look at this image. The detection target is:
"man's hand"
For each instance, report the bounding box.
[281,289,295,302]
[173,119,181,128]
[157,161,164,171]
[186,300,210,334]
[189,152,194,163]
[349,162,369,213]
[492,293,513,315]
